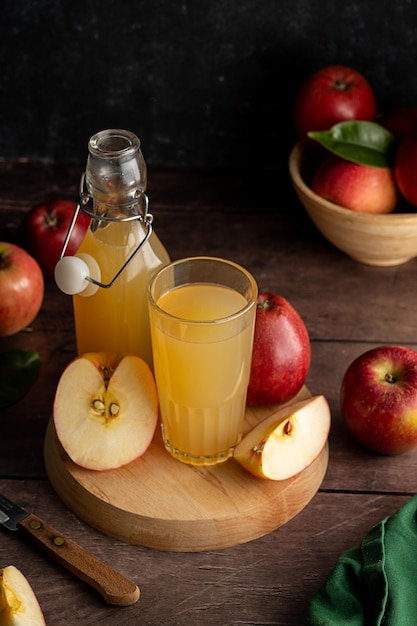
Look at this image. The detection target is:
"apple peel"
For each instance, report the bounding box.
[53,352,158,471]
[233,395,331,480]
[0,565,46,625]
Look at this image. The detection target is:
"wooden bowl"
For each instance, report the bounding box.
[289,141,417,266]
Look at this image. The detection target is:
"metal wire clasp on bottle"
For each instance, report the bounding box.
[58,172,154,290]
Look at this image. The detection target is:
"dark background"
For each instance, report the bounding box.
[0,0,415,169]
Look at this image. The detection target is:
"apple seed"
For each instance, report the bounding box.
[284,419,293,435]
[251,441,266,455]
[92,398,106,415]
[109,402,119,417]
[91,396,120,421]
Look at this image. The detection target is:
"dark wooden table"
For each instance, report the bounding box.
[1,159,416,625]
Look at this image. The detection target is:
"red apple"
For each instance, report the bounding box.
[19,199,90,280]
[379,105,417,140]
[0,242,44,337]
[311,153,398,214]
[341,345,417,455]
[293,65,377,143]
[246,292,311,406]
[394,135,417,208]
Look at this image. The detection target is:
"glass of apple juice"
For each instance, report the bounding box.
[147,256,258,466]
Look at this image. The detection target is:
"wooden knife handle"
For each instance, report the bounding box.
[17,513,140,606]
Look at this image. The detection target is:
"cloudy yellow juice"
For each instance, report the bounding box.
[150,282,255,465]
[73,220,169,368]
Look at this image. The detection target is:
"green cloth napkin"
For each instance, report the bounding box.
[306,494,417,625]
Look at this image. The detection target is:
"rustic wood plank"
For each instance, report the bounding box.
[309,340,417,494]
[3,334,417,494]
[1,162,417,487]
[2,162,417,347]
[43,390,328,552]
[1,162,417,624]
[0,479,409,625]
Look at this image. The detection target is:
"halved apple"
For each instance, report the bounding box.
[0,565,46,625]
[53,352,158,471]
[233,395,330,480]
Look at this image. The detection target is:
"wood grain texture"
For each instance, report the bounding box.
[44,387,329,551]
[0,480,410,626]
[17,513,140,605]
[289,142,417,267]
[2,162,417,624]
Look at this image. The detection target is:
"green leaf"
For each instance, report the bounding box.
[0,349,42,409]
[307,121,397,167]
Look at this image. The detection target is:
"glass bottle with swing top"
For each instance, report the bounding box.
[55,129,170,369]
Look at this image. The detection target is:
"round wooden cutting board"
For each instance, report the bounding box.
[44,386,329,552]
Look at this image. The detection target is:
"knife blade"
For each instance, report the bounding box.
[0,492,140,606]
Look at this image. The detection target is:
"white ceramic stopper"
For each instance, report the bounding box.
[54,254,100,296]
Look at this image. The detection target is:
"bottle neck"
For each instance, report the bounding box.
[79,172,150,228]
[84,129,148,221]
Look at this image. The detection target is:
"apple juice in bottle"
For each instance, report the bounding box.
[56,129,170,369]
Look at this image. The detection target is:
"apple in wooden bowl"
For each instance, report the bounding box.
[289,141,417,267]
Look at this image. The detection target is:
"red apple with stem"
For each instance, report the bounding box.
[293,65,377,143]
[341,345,417,455]
[311,153,398,214]
[0,242,44,336]
[246,292,311,406]
[19,199,90,280]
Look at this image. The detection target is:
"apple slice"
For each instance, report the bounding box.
[233,395,330,480]
[0,565,46,625]
[53,352,158,471]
